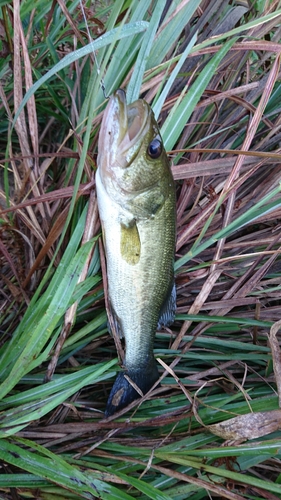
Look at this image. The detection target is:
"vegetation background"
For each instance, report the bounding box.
[1,0,281,498]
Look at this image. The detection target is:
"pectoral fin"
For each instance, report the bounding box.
[120,220,141,265]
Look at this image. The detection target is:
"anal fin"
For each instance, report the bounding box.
[107,306,124,339]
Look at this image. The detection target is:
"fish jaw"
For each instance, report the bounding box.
[97,89,128,173]
[97,89,150,188]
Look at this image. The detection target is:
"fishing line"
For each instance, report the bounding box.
[79,0,108,99]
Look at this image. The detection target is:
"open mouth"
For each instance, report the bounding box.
[98,90,150,168]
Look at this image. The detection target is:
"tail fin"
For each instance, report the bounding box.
[105,362,159,416]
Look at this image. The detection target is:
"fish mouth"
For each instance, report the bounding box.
[98,89,150,170]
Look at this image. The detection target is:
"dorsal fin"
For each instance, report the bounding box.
[157,282,176,328]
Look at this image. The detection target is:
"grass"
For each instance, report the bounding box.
[1,0,281,498]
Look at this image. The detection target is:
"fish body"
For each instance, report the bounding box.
[96,90,176,416]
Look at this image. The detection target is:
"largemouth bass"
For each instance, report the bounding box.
[96,89,176,416]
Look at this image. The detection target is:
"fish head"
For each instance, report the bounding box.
[97,89,173,218]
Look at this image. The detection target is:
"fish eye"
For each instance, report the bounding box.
[147,138,162,159]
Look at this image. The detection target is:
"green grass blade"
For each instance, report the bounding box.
[0,360,116,436]
[193,9,281,53]
[176,184,281,270]
[0,239,95,398]
[104,0,153,96]
[153,32,197,119]
[162,37,237,150]
[0,359,114,409]
[126,0,166,103]
[12,21,149,127]
[0,205,91,373]
[148,0,200,69]
[98,469,173,500]
[154,451,281,496]
[0,437,136,500]
[0,474,47,488]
